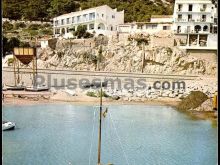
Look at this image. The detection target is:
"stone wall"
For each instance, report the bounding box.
[187,50,217,63]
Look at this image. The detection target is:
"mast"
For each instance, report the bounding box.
[35,47,38,87]
[97,81,102,165]
[13,56,17,86]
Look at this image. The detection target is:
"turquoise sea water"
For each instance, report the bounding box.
[2,104,217,165]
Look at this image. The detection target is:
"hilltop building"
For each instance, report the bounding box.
[173,0,217,50]
[53,5,124,38]
[117,15,173,34]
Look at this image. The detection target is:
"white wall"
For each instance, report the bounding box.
[53,5,124,38]
[40,40,49,48]
[173,0,215,33]
[207,34,217,47]
[150,17,173,23]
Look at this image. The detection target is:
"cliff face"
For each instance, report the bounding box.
[36,37,217,76]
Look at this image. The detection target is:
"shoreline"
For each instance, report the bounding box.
[3,96,217,123]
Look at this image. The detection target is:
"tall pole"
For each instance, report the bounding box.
[13,56,17,86]
[97,81,103,165]
[141,42,145,73]
[35,48,38,87]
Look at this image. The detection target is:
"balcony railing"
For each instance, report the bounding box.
[200,8,206,12]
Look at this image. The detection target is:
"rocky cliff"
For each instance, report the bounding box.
[36,37,217,76]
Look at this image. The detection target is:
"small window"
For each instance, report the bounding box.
[188,14,192,21]
[61,19,64,25]
[152,25,157,29]
[55,20,58,26]
[72,17,75,23]
[102,14,104,17]
[178,14,182,19]
[89,24,94,30]
[202,15,206,21]
[163,26,170,30]
[112,15,115,19]
[67,18,70,24]
[178,4,183,11]
[177,26,181,33]
[189,4,193,11]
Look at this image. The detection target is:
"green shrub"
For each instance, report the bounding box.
[7,57,14,66]
[28,30,38,36]
[177,91,208,111]
[86,91,97,97]
[40,29,53,35]
[42,23,52,28]
[28,24,42,30]
[19,42,30,47]
[97,91,110,98]
[83,32,94,38]
[14,22,26,29]
[3,21,13,31]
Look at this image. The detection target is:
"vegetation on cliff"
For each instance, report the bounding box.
[3,0,174,22]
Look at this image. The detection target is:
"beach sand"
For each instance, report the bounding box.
[2,91,217,122]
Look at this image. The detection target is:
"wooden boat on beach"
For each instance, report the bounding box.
[5,85,25,91]
[25,85,49,92]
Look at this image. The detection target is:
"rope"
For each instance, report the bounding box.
[109,111,130,165]
[88,109,96,165]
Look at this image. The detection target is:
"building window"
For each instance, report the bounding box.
[214,18,217,24]
[195,25,201,33]
[163,26,170,30]
[83,14,88,21]
[89,24,94,30]
[55,20,58,26]
[102,14,104,17]
[55,28,60,34]
[201,4,207,11]
[89,13,95,20]
[72,17,75,23]
[214,26,217,33]
[67,18,70,24]
[112,15,115,19]
[77,16,81,22]
[177,26,181,33]
[187,26,191,33]
[201,15,206,22]
[66,27,69,33]
[137,25,143,29]
[152,25,157,29]
[178,4,183,11]
[188,4,193,11]
[188,14,192,21]
[61,19,64,25]
[203,25,208,32]
[177,14,182,21]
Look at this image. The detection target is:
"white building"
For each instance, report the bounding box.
[53,5,124,38]
[118,15,173,34]
[173,0,217,50]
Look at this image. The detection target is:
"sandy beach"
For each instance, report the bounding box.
[2,90,217,123]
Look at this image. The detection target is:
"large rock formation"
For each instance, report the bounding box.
[35,37,217,75]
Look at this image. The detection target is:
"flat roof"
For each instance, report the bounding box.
[151,15,173,18]
[54,5,121,18]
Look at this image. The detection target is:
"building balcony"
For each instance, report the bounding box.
[200,8,207,12]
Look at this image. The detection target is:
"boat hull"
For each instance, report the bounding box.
[5,85,25,91]
[25,87,49,92]
[2,122,16,131]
